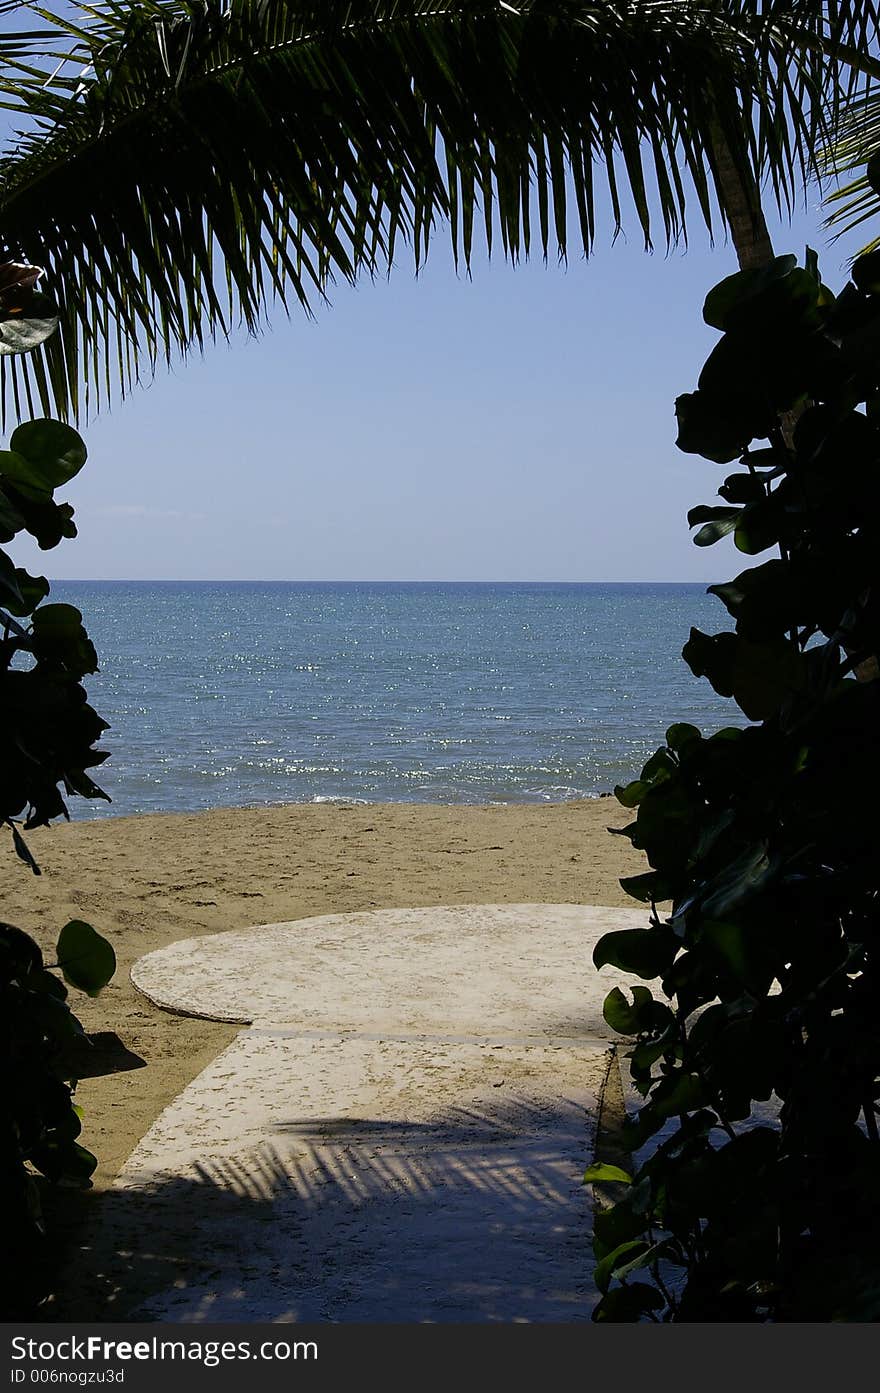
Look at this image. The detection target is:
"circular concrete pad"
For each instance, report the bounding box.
[131,902,647,1034]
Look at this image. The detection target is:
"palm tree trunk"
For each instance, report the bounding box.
[709,122,775,270]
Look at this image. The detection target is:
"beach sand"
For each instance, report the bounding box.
[1,798,646,1191]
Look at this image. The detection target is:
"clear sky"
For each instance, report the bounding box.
[6,168,867,583]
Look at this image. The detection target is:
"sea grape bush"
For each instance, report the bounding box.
[587,251,880,1321]
[0,263,115,1317]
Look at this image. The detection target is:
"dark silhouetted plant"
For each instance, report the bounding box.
[0,264,115,1318]
[587,250,880,1322]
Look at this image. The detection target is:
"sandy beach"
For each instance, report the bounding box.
[2,798,646,1192]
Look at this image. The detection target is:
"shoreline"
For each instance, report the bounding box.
[67,789,622,823]
[1,799,647,1314]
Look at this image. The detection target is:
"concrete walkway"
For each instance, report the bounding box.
[115,904,645,1322]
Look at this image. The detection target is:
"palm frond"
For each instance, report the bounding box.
[821,80,880,254]
[0,0,875,421]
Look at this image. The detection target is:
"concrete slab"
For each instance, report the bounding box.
[116,904,648,1322]
[110,1034,612,1321]
[130,902,647,1032]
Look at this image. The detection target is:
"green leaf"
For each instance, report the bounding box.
[805,245,820,284]
[640,748,678,783]
[0,565,49,619]
[56,920,115,997]
[620,1105,667,1152]
[594,1239,649,1294]
[584,1162,633,1186]
[649,1071,706,1120]
[718,472,767,505]
[707,559,805,640]
[592,1282,664,1322]
[31,603,98,676]
[0,488,25,540]
[603,984,676,1036]
[594,1193,654,1256]
[682,628,803,721]
[619,869,675,904]
[743,447,788,469]
[703,256,797,331]
[0,548,25,611]
[630,1037,676,1080]
[666,723,701,752]
[7,419,88,492]
[0,450,45,499]
[674,391,747,464]
[697,334,787,438]
[694,515,741,547]
[614,1240,678,1284]
[682,627,737,696]
[733,498,783,556]
[63,1141,98,1184]
[0,480,77,549]
[12,569,49,617]
[603,985,653,1033]
[615,778,649,809]
[593,928,678,981]
[852,249,880,295]
[699,844,774,920]
[627,780,700,874]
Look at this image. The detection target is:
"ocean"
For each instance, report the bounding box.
[49,581,741,818]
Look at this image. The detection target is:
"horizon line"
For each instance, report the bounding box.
[45,576,715,586]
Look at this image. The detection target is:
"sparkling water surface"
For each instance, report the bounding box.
[50,581,740,818]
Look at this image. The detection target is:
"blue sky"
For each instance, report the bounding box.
[5,159,868,583]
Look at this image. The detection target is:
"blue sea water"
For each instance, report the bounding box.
[49,581,741,818]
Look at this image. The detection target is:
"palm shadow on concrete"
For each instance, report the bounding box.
[50,1093,597,1324]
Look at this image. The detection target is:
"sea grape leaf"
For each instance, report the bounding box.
[31,604,98,677]
[593,928,678,980]
[618,869,676,904]
[734,498,784,556]
[666,723,701,752]
[718,472,767,505]
[603,984,675,1035]
[0,481,77,549]
[0,549,24,610]
[9,420,87,493]
[675,391,747,463]
[603,984,654,1033]
[594,1240,650,1294]
[682,629,803,720]
[702,256,797,331]
[0,565,49,619]
[56,920,115,997]
[649,1070,706,1120]
[615,778,650,809]
[583,1162,633,1186]
[0,489,24,540]
[699,844,774,920]
[852,248,880,294]
[592,1282,665,1322]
